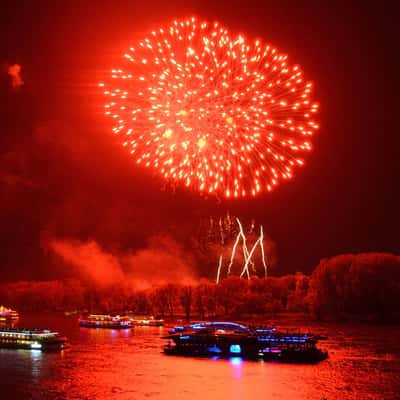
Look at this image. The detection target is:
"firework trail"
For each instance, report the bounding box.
[227,217,253,276]
[239,225,267,278]
[216,254,223,284]
[227,218,242,274]
[259,226,268,276]
[101,17,319,197]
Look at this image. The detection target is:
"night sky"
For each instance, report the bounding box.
[1,0,398,281]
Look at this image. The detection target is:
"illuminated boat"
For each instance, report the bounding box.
[0,328,67,351]
[79,314,132,329]
[129,315,164,326]
[163,321,328,363]
[167,321,261,334]
[0,306,19,322]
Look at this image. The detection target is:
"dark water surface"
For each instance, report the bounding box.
[1,314,399,399]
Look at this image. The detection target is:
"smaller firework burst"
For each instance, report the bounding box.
[216,217,268,283]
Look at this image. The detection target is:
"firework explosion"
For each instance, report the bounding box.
[101,17,319,197]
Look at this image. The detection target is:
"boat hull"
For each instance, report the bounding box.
[0,340,67,351]
[163,342,328,363]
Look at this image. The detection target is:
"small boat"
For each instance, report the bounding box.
[64,310,80,316]
[0,306,19,322]
[163,321,328,363]
[0,327,67,351]
[129,315,164,326]
[79,314,132,329]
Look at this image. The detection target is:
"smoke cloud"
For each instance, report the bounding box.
[49,235,197,288]
[49,239,124,286]
[7,64,24,89]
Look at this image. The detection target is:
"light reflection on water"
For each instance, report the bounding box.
[0,314,399,400]
[229,356,243,379]
[29,349,42,379]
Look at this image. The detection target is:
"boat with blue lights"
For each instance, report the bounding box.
[163,321,328,363]
[0,328,67,351]
[79,314,132,329]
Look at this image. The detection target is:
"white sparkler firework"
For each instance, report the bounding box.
[216,255,223,284]
[216,218,269,283]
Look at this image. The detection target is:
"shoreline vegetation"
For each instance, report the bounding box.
[1,252,399,323]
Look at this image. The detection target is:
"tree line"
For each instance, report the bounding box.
[1,252,399,322]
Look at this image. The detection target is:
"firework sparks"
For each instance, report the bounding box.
[216,217,269,283]
[101,17,319,197]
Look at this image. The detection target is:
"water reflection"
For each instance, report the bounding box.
[229,357,243,379]
[29,349,42,380]
[1,315,400,400]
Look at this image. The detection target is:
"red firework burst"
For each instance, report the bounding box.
[100,17,319,198]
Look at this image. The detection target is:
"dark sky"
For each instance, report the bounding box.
[1,0,398,281]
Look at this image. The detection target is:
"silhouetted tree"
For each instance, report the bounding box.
[180,286,193,321]
[308,253,400,322]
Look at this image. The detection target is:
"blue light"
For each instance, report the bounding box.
[257,337,272,341]
[189,322,249,331]
[207,345,222,353]
[230,344,241,354]
[229,357,243,365]
[261,348,271,353]
[180,335,190,340]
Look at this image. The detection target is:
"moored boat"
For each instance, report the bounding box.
[0,327,67,351]
[79,314,132,329]
[129,315,164,326]
[163,321,328,363]
[0,306,19,322]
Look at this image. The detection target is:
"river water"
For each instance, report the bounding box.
[0,314,399,400]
